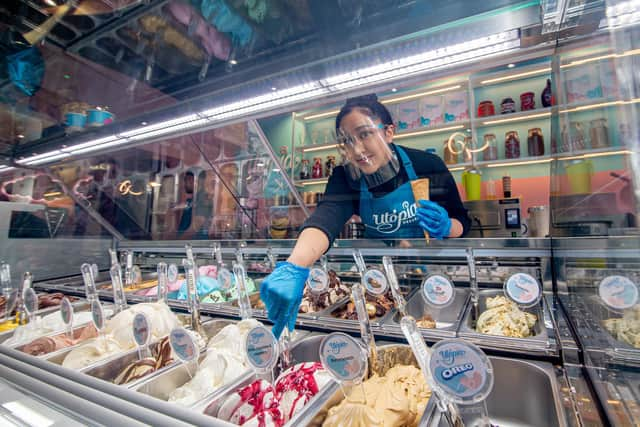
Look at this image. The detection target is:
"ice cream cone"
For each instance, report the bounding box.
[410,178,430,242]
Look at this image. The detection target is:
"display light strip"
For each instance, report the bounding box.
[559,98,640,113]
[19,30,520,164]
[302,144,339,153]
[394,125,466,139]
[299,179,329,186]
[487,158,553,168]
[480,67,551,85]
[561,149,631,160]
[560,48,640,68]
[481,111,551,125]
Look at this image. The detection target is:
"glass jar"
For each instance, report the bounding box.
[569,121,586,151]
[443,139,458,165]
[589,118,609,149]
[527,128,545,157]
[483,134,498,161]
[505,131,521,159]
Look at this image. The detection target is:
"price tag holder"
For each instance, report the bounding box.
[168,264,179,284]
[183,259,202,334]
[60,297,74,338]
[233,263,253,320]
[5,291,18,320]
[382,256,407,317]
[307,268,329,294]
[170,327,200,378]
[157,263,168,303]
[132,266,142,285]
[91,264,99,281]
[320,332,367,386]
[23,288,37,323]
[363,269,388,296]
[218,267,233,292]
[91,300,105,332]
[599,275,639,311]
[110,264,128,313]
[133,312,151,359]
[422,275,455,308]
[504,273,542,308]
[81,263,98,304]
[0,263,11,291]
[245,325,279,381]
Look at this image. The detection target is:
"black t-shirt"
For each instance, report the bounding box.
[302,144,470,243]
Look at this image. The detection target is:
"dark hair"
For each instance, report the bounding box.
[335,94,394,131]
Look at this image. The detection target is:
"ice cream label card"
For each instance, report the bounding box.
[363,269,388,295]
[170,328,200,363]
[599,276,638,311]
[133,313,151,347]
[218,267,233,291]
[307,268,329,293]
[320,332,367,384]
[23,288,37,316]
[91,300,105,331]
[422,275,454,308]
[429,339,494,405]
[168,264,179,283]
[504,273,542,308]
[60,297,74,326]
[245,326,278,372]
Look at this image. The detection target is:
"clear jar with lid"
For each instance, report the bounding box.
[483,134,498,161]
[527,128,544,157]
[569,121,586,151]
[504,131,521,159]
[589,118,609,149]
[443,139,458,165]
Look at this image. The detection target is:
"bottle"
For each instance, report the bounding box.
[443,139,458,165]
[527,128,545,157]
[483,134,498,161]
[505,131,521,159]
[589,118,609,149]
[541,79,553,107]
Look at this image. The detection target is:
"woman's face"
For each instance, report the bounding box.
[338,110,394,175]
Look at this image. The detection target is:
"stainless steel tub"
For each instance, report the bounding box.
[420,357,567,427]
[380,289,469,339]
[195,334,339,426]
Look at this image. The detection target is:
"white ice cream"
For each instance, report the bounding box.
[3,311,96,348]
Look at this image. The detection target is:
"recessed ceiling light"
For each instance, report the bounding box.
[508,63,516,68]
[141,121,148,126]
[391,88,398,92]
[229,59,238,65]
[17,135,25,139]
[271,87,277,91]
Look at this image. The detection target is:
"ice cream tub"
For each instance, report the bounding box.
[381,288,470,339]
[458,289,553,354]
[298,342,430,427]
[195,334,339,426]
[18,323,99,362]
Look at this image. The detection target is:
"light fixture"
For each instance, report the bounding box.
[481,111,551,125]
[300,179,328,185]
[560,98,640,113]
[303,109,340,121]
[141,121,148,126]
[448,166,466,171]
[381,85,463,104]
[487,158,553,167]
[394,125,466,139]
[391,88,398,92]
[229,59,238,65]
[508,63,516,68]
[271,87,277,91]
[480,67,551,85]
[561,149,631,160]
[17,134,24,139]
[302,144,339,152]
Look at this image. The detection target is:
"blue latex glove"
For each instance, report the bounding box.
[416,200,452,239]
[260,261,309,338]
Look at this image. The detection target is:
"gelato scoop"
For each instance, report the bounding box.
[299,270,349,314]
[322,364,430,427]
[168,318,262,406]
[211,362,331,426]
[113,336,174,385]
[476,295,537,338]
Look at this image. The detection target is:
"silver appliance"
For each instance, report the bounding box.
[464,198,522,238]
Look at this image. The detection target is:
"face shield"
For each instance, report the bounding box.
[337,115,400,189]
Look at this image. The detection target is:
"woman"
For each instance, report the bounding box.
[261,94,470,337]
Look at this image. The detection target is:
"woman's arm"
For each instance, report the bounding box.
[287,227,330,267]
[449,218,463,238]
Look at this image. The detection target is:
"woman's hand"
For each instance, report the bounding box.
[260,261,309,338]
[416,200,452,239]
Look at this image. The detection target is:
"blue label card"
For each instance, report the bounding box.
[60,297,73,326]
[422,275,454,308]
[91,300,105,331]
[169,327,200,363]
[363,269,388,295]
[599,275,639,311]
[319,332,367,384]
[307,268,329,293]
[245,326,278,372]
[218,268,233,291]
[504,273,541,307]
[133,313,151,347]
[429,339,493,405]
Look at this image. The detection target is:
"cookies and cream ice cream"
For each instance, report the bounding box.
[299,270,349,314]
[476,295,537,338]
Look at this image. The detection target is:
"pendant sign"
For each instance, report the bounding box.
[91,300,105,332]
[307,268,329,293]
[422,275,455,308]
[60,297,74,327]
[245,325,278,372]
[319,332,367,385]
[133,313,151,347]
[218,267,233,291]
[23,288,37,316]
[429,339,494,405]
[363,269,388,295]
[169,327,200,363]
[599,276,639,311]
[168,264,179,283]
[504,273,542,308]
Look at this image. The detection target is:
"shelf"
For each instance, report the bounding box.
[394,122,469,139]
[472,64,552,87]
[474,108,552,127]
[294,177,329,186]
[295,142,339,153]
[557,97,640,114]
